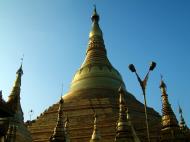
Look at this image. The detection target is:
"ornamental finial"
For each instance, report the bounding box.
[91,5,99,22]
[16,55,24,75]
[178,105,188,131]
[160,75,167,90]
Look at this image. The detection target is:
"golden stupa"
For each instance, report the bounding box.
[4,65,32,142]
[28,8,162,142]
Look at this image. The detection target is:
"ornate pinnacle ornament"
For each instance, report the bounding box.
[160,77,178,129]
[50,98,67,142]
[90,113,101,142]
[7,64,24,122]
[5,62,33,142]
[115,86,134,142]
[178,105,188,132]
[159,77,189,142]
[89,5,102,38]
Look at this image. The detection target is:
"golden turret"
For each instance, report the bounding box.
[50,98,67,142]
[178,106,188,132]
[90,113,101,142]
[6,64,33,142]
[115,86,134,142]
[160,78,178,129]
[7,64,24,122]
[159,77,188,142]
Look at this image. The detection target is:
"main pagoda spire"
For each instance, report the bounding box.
[70,7,124,92]
[81,6,112,68]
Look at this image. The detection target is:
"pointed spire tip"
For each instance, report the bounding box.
[179,104,182,114]
[59,97,64,104]
[93,4,96,11]
[17,56,24,75]
[91,5,99,22]
[118,85,124,93]
[160,75,167,89]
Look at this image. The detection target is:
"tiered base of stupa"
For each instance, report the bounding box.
[28,88,161,142]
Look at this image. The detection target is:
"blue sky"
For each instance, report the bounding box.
[0,0,189,126]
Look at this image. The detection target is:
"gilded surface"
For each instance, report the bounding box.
[6,65,32,142]
[160,79,178,129]
[28,8,162,142]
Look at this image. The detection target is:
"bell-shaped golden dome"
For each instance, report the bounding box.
[68,7,125,94]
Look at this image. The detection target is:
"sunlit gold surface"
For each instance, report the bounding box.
[28,8,162,142]
[6,65,32,142]
[89,22,103,38]
[159,78,188,141]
